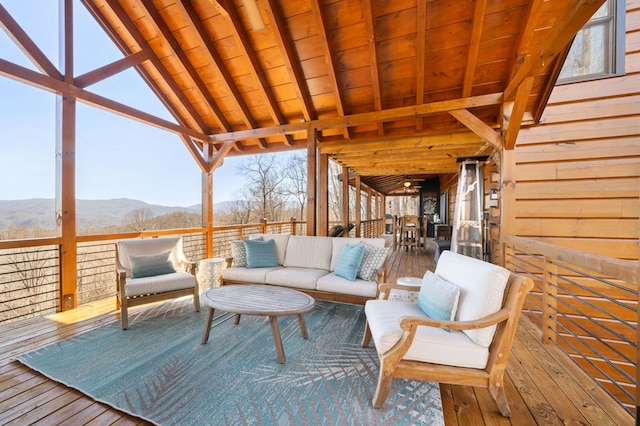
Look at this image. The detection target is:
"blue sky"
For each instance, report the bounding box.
[0,0,293,207]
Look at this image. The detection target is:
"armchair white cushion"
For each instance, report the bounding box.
[116,236,199,329]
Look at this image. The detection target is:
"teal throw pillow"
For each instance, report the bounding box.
[417,271,461,325]
[244,239,278,268]
[335,244,365,281]
[129,251,176,279]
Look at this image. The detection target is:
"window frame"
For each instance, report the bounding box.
[556,0,626,84]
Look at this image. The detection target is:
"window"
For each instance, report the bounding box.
[557,0,625,83]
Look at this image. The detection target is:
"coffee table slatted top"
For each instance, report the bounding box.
[201,285,315,316]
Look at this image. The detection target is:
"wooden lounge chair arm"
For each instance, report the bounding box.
[378,282,421,300]
[399,307,511,332]
[225,257,233,268]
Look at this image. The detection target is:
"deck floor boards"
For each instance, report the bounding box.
[0,239,632,425]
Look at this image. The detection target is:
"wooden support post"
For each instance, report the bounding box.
[291,217,297,235]
[306,127,317,236]
[261,218,268,234]
[341,165,349,231]
[318,153,329,236]
[355,175,361,237]
[56,0,77,311]
[499,149,516,267]
[202,143,214,258]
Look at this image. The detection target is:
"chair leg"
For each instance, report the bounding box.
[489,381,512,417]
[372,361,394,408]
[361,321,372,347]
[193,286,200,312]
[120,298,129,330]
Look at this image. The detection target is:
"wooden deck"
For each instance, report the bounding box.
[0,240,633,425]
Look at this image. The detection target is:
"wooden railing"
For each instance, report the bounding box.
[0,219,307,325]
[504,236,638,415]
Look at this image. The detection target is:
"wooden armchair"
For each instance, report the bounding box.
[362,251,533,416]
[116,236,199,329]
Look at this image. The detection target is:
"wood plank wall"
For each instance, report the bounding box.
[514,0,640,261]
[507,0,640,411]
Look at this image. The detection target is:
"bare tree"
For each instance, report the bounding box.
[122,208,153,231]
[238,154,288,221]
[281,153,307,221]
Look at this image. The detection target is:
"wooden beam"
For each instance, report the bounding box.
[499,149,516,266]
[262,0,315,122]
[74,51,148,88]
[202,144,214,258]
[0,4,62,79]
[104,0,211,134]
[342,165,349,230]
[362,0,384,136]
[309,0,350,140]
[503,77,534,150]
[318,153,329,236]
[141,0,236,135]
[57,0,77,312]
[355,175,361,237]
[306,128,318,235]
[415,0,427,131]
[449,109,502,149]
[214,0,295,146]
[209,140,236,173]
[321,132,484,154]
[179,135,208,173]
[504,0,606,100]
[212,92,503,141]
[462,0,487,97]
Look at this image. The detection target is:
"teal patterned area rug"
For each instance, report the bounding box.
[16,298,443,425]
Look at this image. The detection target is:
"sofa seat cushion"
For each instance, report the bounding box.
[265,267,329,290]
[125,271,195,297]
[435,251,509,347]
[222,266,282,284]
[283,236,333,270]
[364,299,489,369]
[316,273,378,298]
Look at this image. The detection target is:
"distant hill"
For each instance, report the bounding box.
[0,198,234,230]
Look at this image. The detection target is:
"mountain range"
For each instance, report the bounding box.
[0,198,234,230]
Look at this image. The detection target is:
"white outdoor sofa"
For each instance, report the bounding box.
[222,234,390,305]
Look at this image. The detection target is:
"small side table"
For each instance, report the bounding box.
[388,276,423,302]
[197,258,226,290]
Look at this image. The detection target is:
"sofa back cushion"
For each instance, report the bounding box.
[249,234,290,265]
[330,237,386,272]
[434,250,509,347]
[283,236,332,270]
[117,236,184,278]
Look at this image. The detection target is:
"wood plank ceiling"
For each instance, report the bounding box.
[75,0,604,195]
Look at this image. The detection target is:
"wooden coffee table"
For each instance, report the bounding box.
[200,284,315,364]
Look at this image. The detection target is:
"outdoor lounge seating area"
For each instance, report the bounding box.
[0,242,632,425]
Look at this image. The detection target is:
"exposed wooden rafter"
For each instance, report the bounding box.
[212,0,295,147]
[362,0,384,136]
[262,0,315,122]
[309,0,350,140]
[415,0,427,131]
[462,0,487,97]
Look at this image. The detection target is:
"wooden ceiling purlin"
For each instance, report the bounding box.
[212,0,295,147]
[102,0,211,135]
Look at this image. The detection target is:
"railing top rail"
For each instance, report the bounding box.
[0,237,62,250]
[504,235,638,286]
